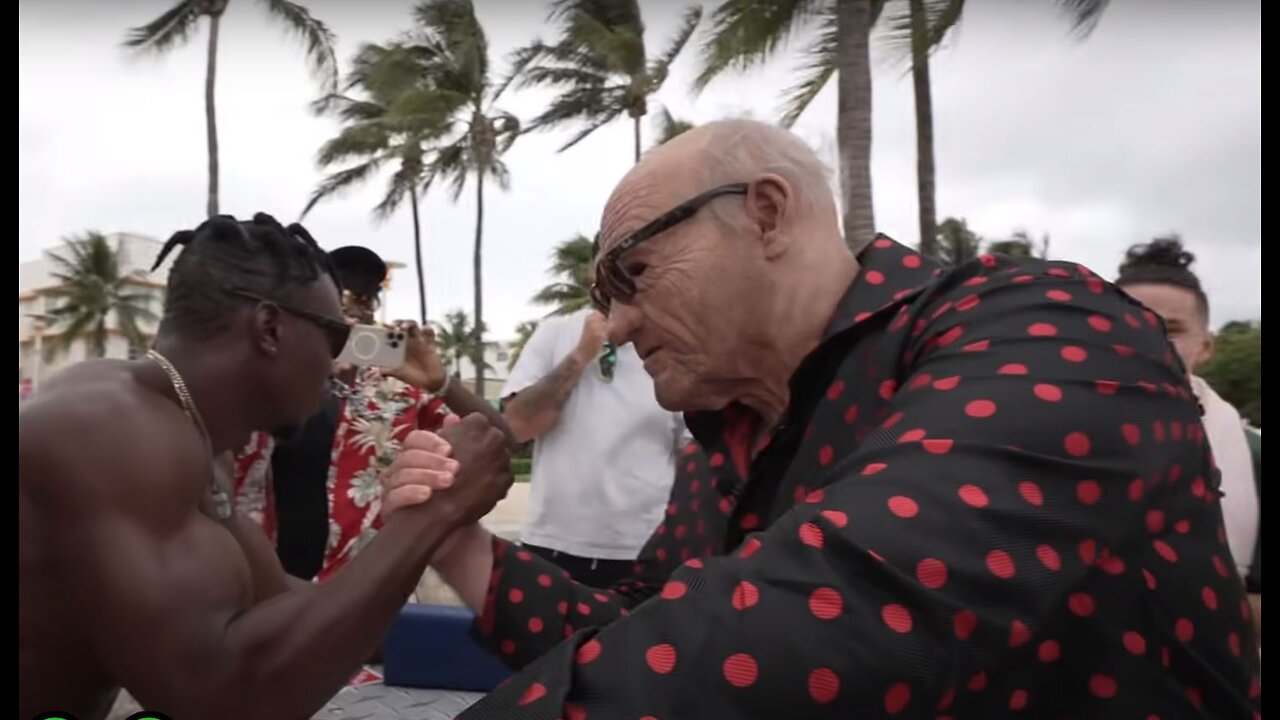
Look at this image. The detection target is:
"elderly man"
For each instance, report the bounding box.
[398,120,1259,717]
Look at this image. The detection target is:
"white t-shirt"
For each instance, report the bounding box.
[1191,375,1259,579]
[504,309,685,560]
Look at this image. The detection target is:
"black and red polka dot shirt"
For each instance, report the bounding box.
[460,237,1260,719]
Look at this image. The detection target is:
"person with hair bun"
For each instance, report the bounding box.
[1117,236,1260,641]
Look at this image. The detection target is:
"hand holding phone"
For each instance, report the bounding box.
[337,324,409,369]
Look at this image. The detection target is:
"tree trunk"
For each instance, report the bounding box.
[409,185,427,324]
[835,0,876,254]
[94,316,107,359]
[909,0,938,260]
[471,173,486,397]
[633,115,642,164]
[204,14,222,218]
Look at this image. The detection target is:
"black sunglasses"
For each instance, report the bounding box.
[590,183,748,314]
[228,289,352,358]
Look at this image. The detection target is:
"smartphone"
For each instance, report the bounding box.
[337,324,408,369]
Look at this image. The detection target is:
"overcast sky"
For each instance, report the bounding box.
[19,0,1260,337]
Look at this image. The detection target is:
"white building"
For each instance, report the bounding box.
[18,233,170,399]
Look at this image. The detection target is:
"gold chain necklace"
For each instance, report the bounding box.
[147,349,233,520]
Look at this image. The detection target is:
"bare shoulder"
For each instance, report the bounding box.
[19,360,205,512]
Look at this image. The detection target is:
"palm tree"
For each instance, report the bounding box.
[531,233,594,316]
[44,232,158,359]
[695,0,1106,257]
[508,320,541,371]
[304,41,452,323]
[408,0,522,395]
[652,106,696,146]
[124,1,337,219]
[434,309,493,378]
[986,229,1050,259]
[935,216,980,267]
[505,0,702,163]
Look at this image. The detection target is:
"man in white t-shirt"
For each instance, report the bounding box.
[1117,238,1261,641]
[502,307,685,586]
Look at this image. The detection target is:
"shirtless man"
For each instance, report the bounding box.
[18,213,511,720]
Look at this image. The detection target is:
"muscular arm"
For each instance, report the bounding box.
[502,348,593,443]
[436,380,518,449]
[26,404,470,720]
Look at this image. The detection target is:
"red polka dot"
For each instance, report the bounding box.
[1009,619,1031,647]
[820,509,848,527]
[967,671,988,691]
[1228,632,1241,656]
[800,523,825,548]
[923,438,954,454]
[1069,592,1096,617]
[865,270,885,285]
[1212,555,1230,578]
[527,617,544,633]
[954,609,978,639]
[1153,421,1166,442]
[661,581,687,600]
[516,550,533,562]
[826,380,845,400]
[518,682,546,705]
[882,411,905,428]
[937,326,965,346]
[964,275,990,286]
[879,380,897,400]
[738,514,758,531]
[862,462,888,475]
[1087,277,1105,293]
[818,445,834,466]
[685,558,703,569]
[1047,267,1072,277]
[916,558,948,588]
[1089,673,1118,698]
[675,524,689,538]
[882,603,913,633]
[963,339,991,352]
[732,581,759,610]
[965,399,997,418]
[1119,423,1142,446]
[719,497,733,515]
[1128,478,1145,501]
[958,484,989,508]
[1143,569,1157,590]
[903,254,922,269]
[899,428,927,443]
[938,686,956,711]
[1046,289,1072,301]
[1028,323,1058,337]
[956,294,981,312]
[508,588,524,604]
[1078,538,1097,565]
[557,600,569,615]
[1000,363,1030,375]
[709,452,725,467]
[1113,344,1136,357]
[1088,315,1113,332]
[888,495,919,518]
[1033,383,1062,401]
[808,668,839,704]
[500,639,516,655]
[1019,481,1044,506]
[986,549,1016,579]
[1038,639,1060,662]
[1144,309,1160,327]
[873,238,893,249]
[809,587,843,620]
[1096,379,1121,395]
[1009,689,1029,710]
[576,602,591,615]
[564,703,586,720]
[843,404,859,423]
[739,537,762,558]
[932,375,961,390]
[1201,586,1218,610]
[1076,480,1102,505]
[1175,618,1194,642]
[722,653,758,687]
[1145,509,1165,533]
[1123,630,1146,655]
[885,682,912,715]
[654,549,666,562]
[1190,476,1206,498]
[536,573,553,587]
[1036,544,1061,571]
[1061,345,1088,362]
[645,643,677,674]
[1064,431,1091,456]
[1100,554,1125,575]
[1153,539,1178,563]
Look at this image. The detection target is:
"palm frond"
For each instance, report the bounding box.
[495,42,549,99]
[261,0,339,92]
[565,11,645,76]
[778,13,838,127]
[373,163,418,222]
[653,105,696,144]
[648,6,702,85]
[1055,0,1109,37]
[123,0,201,53]
[693,0,825,92]
[549,0,644,37]
[301,157,388,217]
[876,0,965,69]
[316,124,393,166]
[413,0,489,90]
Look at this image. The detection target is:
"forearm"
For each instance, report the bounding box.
[503,350,592,442]
[432,522,496,613]
[222,502,462,718]
[438,381,518,449]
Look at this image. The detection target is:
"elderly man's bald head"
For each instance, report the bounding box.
[592,119,856,420]
[599,120,838,252]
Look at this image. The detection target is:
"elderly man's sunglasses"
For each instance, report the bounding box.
[590,183,748,314]
[228,289,352,358]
